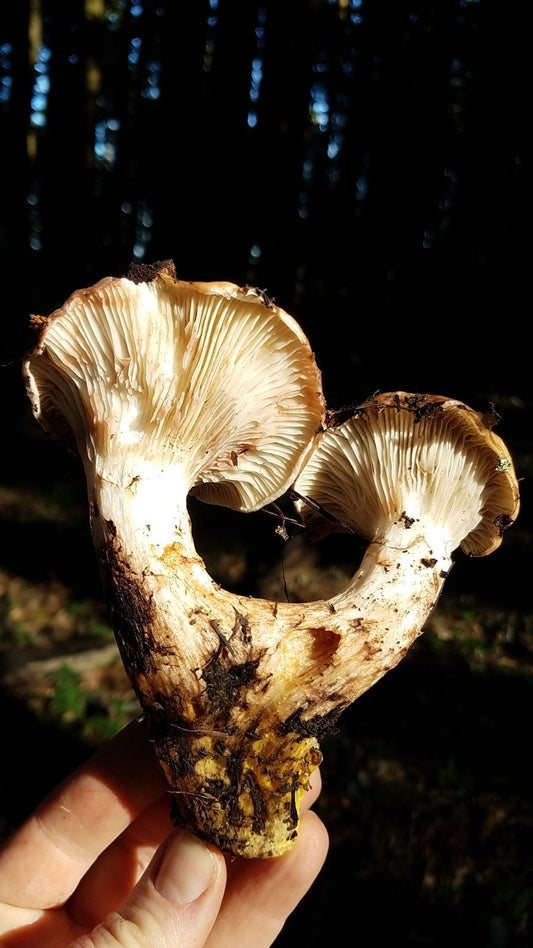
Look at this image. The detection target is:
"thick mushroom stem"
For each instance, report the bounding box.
[88,468,448,859]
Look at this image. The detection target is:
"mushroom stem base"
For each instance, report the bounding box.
[149,716,322,858]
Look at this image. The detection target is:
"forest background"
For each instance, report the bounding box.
[0,2,532,945]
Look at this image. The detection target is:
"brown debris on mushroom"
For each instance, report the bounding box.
[23,264,520,858]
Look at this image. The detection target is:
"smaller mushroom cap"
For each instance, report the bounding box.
[23,263,326,513]
[293,392,520,558]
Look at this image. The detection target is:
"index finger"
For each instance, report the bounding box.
[0,717,168,910]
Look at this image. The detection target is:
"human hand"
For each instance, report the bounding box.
[0,718,328,947]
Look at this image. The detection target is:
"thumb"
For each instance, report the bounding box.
[75,831,227,947]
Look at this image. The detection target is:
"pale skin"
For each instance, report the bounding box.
[0,719,329,948]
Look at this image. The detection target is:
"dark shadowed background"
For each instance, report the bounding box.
[1,1,532,945]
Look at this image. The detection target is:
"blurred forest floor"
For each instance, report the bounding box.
[0,377,532,948]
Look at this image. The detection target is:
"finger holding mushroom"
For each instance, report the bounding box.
[23,265,520,858]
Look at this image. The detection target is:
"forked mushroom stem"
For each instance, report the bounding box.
[89,463,447,858]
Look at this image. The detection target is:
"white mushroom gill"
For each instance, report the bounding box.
[23,269,520,859]
[295,398,512,561]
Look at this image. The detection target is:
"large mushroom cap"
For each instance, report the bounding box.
[23,262,325,512]
[293,392,520,558]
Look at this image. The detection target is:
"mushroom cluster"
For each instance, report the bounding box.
[23,260,520,858]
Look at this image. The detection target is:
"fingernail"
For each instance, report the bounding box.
[155,830,216,904]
